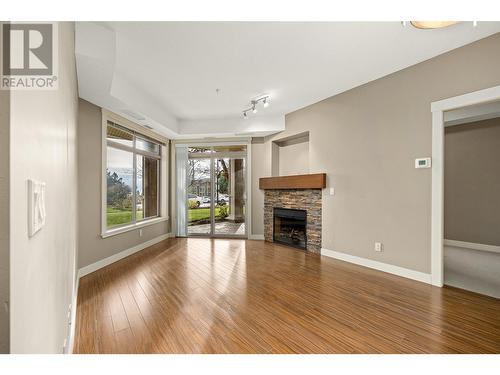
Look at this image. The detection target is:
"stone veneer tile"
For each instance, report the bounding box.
[264,189,322,253]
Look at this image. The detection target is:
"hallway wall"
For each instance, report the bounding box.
[445,118,500,245]
[9,22,79,353]
[0,60,10,353]
[443,117,500,298]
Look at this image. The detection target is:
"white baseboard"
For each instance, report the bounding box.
[444,239,500,255]
[321,248,432,285]
[248,234,265,240]
[78,233,174,278]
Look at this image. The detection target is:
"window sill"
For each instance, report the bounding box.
[101,216,169,239]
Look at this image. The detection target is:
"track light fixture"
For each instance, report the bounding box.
[242,95,270,119]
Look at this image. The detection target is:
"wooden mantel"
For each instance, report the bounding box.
[259,173,326,190]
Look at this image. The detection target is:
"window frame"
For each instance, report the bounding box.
[101,110,169,238]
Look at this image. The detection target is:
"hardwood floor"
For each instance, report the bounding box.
[73,238,500,354]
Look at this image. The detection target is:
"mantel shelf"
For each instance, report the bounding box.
[259,173,326,190]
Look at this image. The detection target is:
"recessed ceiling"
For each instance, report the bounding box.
[75,21,500,138]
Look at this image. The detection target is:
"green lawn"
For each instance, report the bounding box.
[108,207,232,227]
[188,207,225,222]
[107,207,143,227]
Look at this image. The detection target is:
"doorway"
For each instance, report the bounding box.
[431,84,500,288]
[442,101,500,298]
[185,145,247,237]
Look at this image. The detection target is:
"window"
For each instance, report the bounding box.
[105,121,161,231]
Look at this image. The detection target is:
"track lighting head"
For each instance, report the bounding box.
[242,94,270,118]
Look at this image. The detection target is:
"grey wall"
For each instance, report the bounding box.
[77,99,169,268]
[252,32,500,274]
[10,22,78,353]
[0,55,10,353]
[278,141,309,176]
[445,118,500,246]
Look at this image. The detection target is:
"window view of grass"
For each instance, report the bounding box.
[107,208,143,227]
[188,206,227,222]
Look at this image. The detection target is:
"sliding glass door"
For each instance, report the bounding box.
[186,145,247,237]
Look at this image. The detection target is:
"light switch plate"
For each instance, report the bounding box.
[28,179,46,237]
[329,187,335,196]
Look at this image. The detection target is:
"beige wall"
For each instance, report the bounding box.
[445,118,500,245]
[252,32,500,274]
[10,23,78,353]
[77,99,170,268]
[251,139,270,236]
[278,141,309,176]
[0,62,10,353]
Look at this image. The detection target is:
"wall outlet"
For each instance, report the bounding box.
[139,229,143,237]
[374,242,383,252]
[329,187,335,196]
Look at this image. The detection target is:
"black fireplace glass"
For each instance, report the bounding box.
[273,208,307,250]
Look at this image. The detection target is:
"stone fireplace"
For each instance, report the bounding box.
[260,174,325,253]
[263,189,322,253]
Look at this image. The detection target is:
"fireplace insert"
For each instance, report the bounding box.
[273,207,307,250]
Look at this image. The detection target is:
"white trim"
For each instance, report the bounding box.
[431,84,500,287]
[78,233,174,278]
[321,248,432,285]
[431,85,500,113]
[444,239,500,255]
[101,216,169,238]
[101,112,107,237]
[431,109,444,287]
[248,234,264,240]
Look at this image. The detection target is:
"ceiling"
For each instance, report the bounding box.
[75,21,500,138]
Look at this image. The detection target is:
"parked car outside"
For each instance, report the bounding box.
[217,194,229,205]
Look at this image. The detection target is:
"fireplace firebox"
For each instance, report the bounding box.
[273,208,307,250]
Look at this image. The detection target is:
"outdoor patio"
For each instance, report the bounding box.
[188,222,245,236]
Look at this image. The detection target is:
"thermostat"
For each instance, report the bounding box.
[415,158,431,169]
